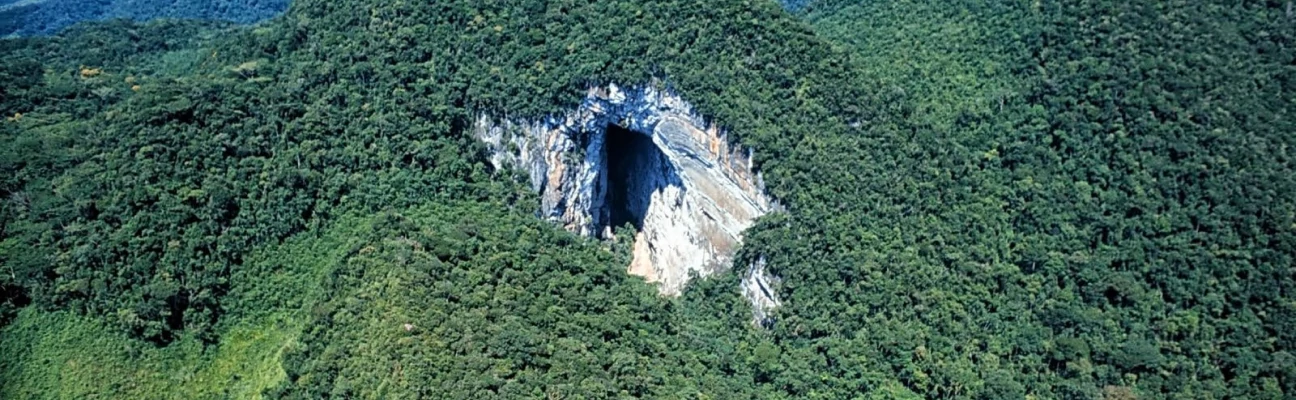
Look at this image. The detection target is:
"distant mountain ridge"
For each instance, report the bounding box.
[0,0,286,37]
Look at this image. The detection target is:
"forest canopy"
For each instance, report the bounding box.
[1,0,286,37]
[1,0,1293,399]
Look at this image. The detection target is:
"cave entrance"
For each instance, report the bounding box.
[603,124,676,231]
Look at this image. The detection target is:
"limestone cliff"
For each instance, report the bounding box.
[474,83,782,311]
[743,256,782,326]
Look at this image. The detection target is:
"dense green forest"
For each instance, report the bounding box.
[1,0,285,37]
[1,0,1293,398]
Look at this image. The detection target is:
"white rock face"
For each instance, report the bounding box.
[742,256,782,326]
[474,82,781,303]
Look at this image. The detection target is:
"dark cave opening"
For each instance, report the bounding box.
[603,124,676,231]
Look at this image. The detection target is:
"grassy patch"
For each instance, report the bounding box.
[0,309,297,399]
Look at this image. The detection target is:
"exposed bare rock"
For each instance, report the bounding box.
[475,82,780,300]
[742,256,783,327]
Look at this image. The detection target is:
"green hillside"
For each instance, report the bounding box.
[1,0,286,37]
[2,0,1293,398]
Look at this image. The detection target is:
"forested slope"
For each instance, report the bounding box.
[0,0,285,37]
[1,0,1293,398]
[783,0,1296,397]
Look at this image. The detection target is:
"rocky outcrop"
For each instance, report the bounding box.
[742,256,782,327]
[474,82,782,306]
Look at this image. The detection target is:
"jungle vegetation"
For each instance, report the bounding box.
[0,0,286,37]
[0,0,1293,398]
